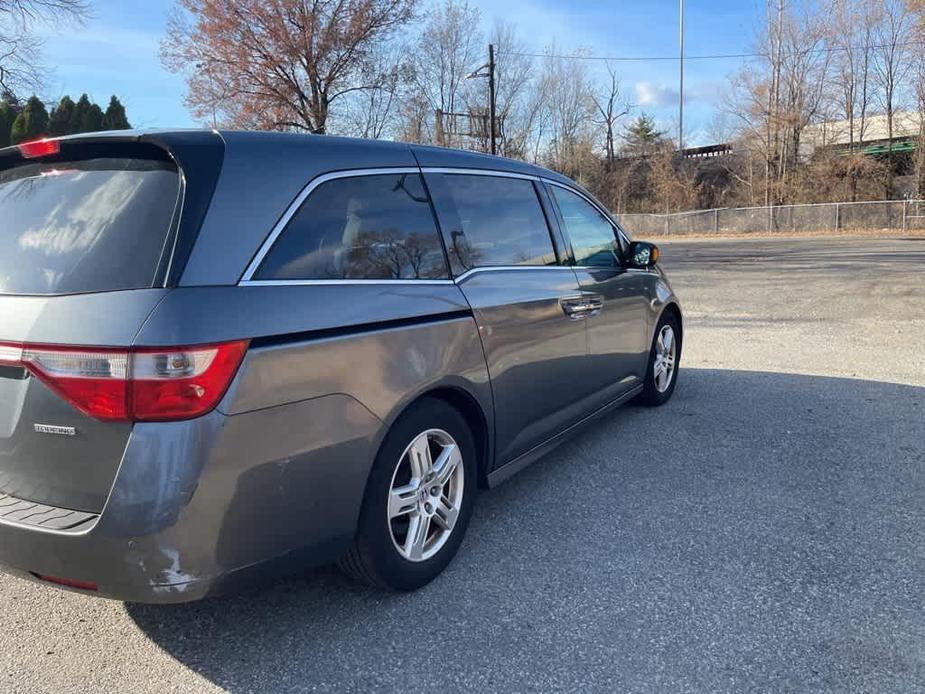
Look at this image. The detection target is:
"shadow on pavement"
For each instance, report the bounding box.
[127,368,924,692]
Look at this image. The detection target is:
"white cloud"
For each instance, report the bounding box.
[684,127,713,147]
[634,82,680,108]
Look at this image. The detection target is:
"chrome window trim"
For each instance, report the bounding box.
[423,167,541,182]
[542,179,622,229]
[238,165,601,287]
[241,267,574,288]
[572,266,653,274]
[239,167,422,282]
[453,265,575,283]
[242,279,455,287]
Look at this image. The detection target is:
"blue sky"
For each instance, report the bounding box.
[39,0,763,145]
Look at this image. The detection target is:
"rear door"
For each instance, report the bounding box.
[425,171,596,467]
[546,183,650,402]
[0,140,183,515]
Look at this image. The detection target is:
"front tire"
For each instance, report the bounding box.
[340,398,477,591]
[636,311,681,406]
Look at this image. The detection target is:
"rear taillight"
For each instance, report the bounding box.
[0,341,248,422]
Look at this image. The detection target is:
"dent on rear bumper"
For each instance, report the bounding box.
[0,393,381,603]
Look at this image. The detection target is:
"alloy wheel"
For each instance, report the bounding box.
[387,428,464,562]
[653,324,676,393]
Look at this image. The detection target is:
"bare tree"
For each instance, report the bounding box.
[728,0,833,205]
[916,74,925,197]
[538,47,594,176]
[490,19,539,158]
[650,150,701,212]
[826,0,875,145]
[911,4,925,196]
[872,0,913,198]
[396,90,431,143]
[824,0,878,199]
[160,0,417,134]
[590,62,630,168]
[779,3,832,198]
[402,0,482,147]
[0,0,87,98]
[341,43,406,139]
[765,0,784,205]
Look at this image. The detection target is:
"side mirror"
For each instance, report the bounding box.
[628,241,660,268]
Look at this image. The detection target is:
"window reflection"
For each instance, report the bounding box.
[552,187,620,268]
[257,173,449,281]
[442,175,557,269]
[0,160,179,295]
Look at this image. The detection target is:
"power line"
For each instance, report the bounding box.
[507,50,757,62]
[504,38,925,64]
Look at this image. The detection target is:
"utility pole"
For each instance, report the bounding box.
[488,44,497,155]
[466,45,499,155]
[678,0,684,151]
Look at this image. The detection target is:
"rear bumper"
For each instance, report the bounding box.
[0,528,218,604]
[0,394,381,603]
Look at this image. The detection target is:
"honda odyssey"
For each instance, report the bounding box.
[0,130,681,602]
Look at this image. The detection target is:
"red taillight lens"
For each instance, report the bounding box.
[130,342,249,421]
[18,345,130,420]
[17,138,60,158]
[0,341,248,422]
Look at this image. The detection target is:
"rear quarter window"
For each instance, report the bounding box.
[0,157,179,295]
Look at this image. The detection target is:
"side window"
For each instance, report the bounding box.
[551,186,622,268]
[437,174,557,270]
[254,173,448,281]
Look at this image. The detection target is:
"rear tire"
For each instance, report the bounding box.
[340,398,477,591]
[636,311,681,407]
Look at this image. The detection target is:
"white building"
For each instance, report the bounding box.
[800,111,921,159]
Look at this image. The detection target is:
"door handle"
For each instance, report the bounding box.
[560,295,603,319]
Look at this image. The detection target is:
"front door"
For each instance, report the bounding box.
[425,171,595,467]
[546,183,650,403]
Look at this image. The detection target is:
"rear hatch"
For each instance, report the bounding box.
[0,135,219,515]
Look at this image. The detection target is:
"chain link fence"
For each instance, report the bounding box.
[616,199,925,237]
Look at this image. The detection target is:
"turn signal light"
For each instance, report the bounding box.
[0,341,249,421]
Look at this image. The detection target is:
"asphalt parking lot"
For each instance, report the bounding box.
[2,235,923,693]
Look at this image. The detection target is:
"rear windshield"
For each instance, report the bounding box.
[0,157,180,295]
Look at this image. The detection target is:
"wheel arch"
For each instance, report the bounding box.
[373,382,494,490]
[649,300,683,357]
[661,301,683,337]
[414,386,493,489]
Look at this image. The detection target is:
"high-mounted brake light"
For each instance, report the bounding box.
[0,340,249,422]
[17,138,60,159]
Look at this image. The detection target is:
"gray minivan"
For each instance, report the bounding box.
[0,130,681,602]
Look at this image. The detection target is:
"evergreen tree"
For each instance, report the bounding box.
[623,114,667,157]
[10,95,50,144]
[79,103,105,133]
[49,96,77,136]
[103,95,131,130]
[69,94,91,134]
[0,101,15,149]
